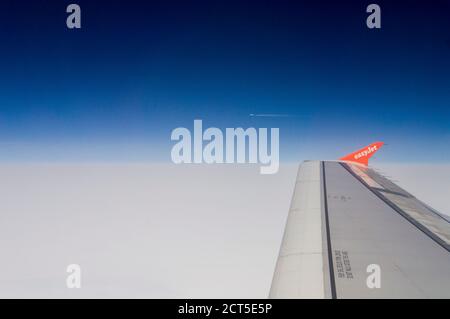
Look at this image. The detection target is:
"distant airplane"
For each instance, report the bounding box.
[270,142,450,298]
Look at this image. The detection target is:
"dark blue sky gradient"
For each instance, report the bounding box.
[0,0,449,162]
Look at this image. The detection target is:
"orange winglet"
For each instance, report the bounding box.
[339,142,384,166]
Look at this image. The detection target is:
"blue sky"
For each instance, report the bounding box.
[0,0,449,163]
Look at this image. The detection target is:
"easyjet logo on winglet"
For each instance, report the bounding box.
[354,145,378,160]
[339,142,384,166]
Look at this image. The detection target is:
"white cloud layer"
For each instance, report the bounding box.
[0,163,448,298]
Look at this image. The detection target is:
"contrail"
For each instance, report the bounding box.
[249,113,297,118]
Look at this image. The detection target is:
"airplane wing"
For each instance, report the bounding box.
[269,143,450,298]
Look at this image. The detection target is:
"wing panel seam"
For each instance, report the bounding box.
[321,161,337,299]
